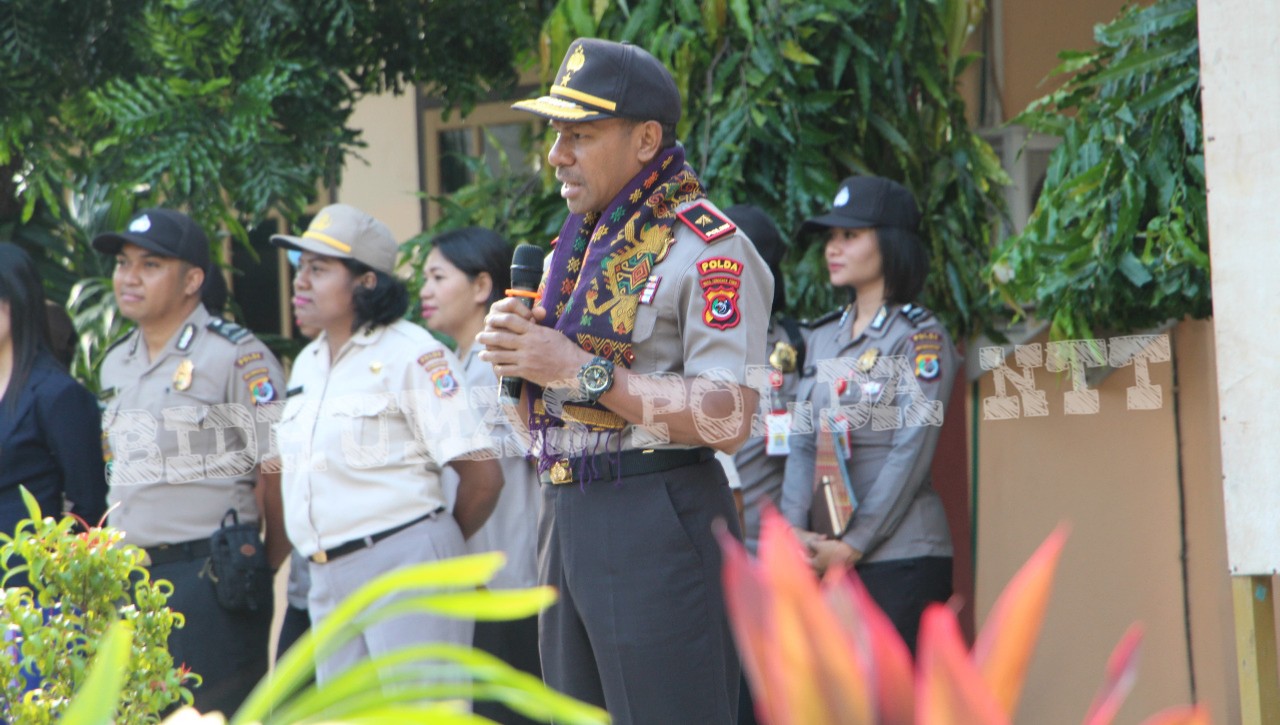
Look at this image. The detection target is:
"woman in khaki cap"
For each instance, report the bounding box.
[272,204,502,686]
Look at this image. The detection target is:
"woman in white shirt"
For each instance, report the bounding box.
[420,227,541,725]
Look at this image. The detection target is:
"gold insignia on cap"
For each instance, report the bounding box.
[769,341,798,373]
[560,44,586,85]
[311,212,332,231]
[173,359,194,391]
[857,348,879,373]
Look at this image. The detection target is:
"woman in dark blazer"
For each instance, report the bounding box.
[0,243,107,534]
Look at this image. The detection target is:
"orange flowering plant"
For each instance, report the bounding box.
[718,507,1210,725]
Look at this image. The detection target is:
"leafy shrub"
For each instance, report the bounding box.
[0,489,195,724]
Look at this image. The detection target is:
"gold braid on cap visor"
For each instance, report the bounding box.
[303,229,352,254]
[513,90,616,120]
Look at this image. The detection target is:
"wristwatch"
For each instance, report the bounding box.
[577,356,615,403]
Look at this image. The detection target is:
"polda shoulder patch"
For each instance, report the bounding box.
[677,201,736,243]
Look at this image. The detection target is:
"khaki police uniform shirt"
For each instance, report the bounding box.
[276,319,493,558]
[540,198,773,454]
[101,305,285,548]
[734,318,804,552]
[780,303,957,563]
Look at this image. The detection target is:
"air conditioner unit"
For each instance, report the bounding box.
[979,125,1060,239]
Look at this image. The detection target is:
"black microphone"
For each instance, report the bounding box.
[499,243,545,402]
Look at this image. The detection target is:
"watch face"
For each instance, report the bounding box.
[583,365,609,392]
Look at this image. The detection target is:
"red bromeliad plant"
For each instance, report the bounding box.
[718,507,1210,725]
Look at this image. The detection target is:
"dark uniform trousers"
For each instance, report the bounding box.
[149,555,272,716]
[539,457,741,725]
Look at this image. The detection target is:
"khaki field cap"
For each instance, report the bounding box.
[512,37,681,126]
[271,204,398,275]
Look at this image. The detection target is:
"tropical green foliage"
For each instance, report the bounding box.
[1,0,547,296]
[0,489,194,724]
[989,0,1207,340]
[230,554,604,724]
[57,551,608,724]
[498,0,1008,334]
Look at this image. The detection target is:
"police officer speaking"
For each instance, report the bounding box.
[95,209,287,715]
[480,37,772,725]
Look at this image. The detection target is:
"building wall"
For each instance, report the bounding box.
[1000,0,1135,121]
[338,91,423,243]
[972,319,1234,723]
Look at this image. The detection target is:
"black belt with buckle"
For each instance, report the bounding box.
[144,538,212,567]
[310,508,444,564]
[541,447,715,485]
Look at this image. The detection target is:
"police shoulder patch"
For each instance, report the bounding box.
[677,201,736,243]
[207,318,251,344]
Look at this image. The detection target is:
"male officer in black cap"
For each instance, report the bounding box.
[95,208,287,714]
[480,38,772,724]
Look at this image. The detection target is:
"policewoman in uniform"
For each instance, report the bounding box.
[481,38,772,725]
[779,176,957,653]
[271,204,502,685]
[95,209,286,714]
[419,227,542,724]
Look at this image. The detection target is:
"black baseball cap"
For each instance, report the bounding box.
[512,38,681,126]
[92,208,211,269]
[799,176,921,237]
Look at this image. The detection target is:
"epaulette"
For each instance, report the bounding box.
[102,329,137,358]
[677,201,736,243]
[207,317,252,344]
[900,303,934,327]
[801,306,844,329]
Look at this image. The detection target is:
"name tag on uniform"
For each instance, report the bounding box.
[765,411,791,456]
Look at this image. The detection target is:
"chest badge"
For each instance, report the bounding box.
[769,341,798,373]
[173,359,194,391]
[857,348,880,373]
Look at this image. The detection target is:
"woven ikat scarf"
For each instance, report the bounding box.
[527,145,706,469]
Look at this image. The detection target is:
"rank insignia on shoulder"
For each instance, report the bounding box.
[901,303,932,326]
[207,318,250,343]
[286,385,304,397]
[677,202,736,243]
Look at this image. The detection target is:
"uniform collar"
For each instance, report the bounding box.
[843,303,895,343]
[316,321,392,367]
[129,304,209,366]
